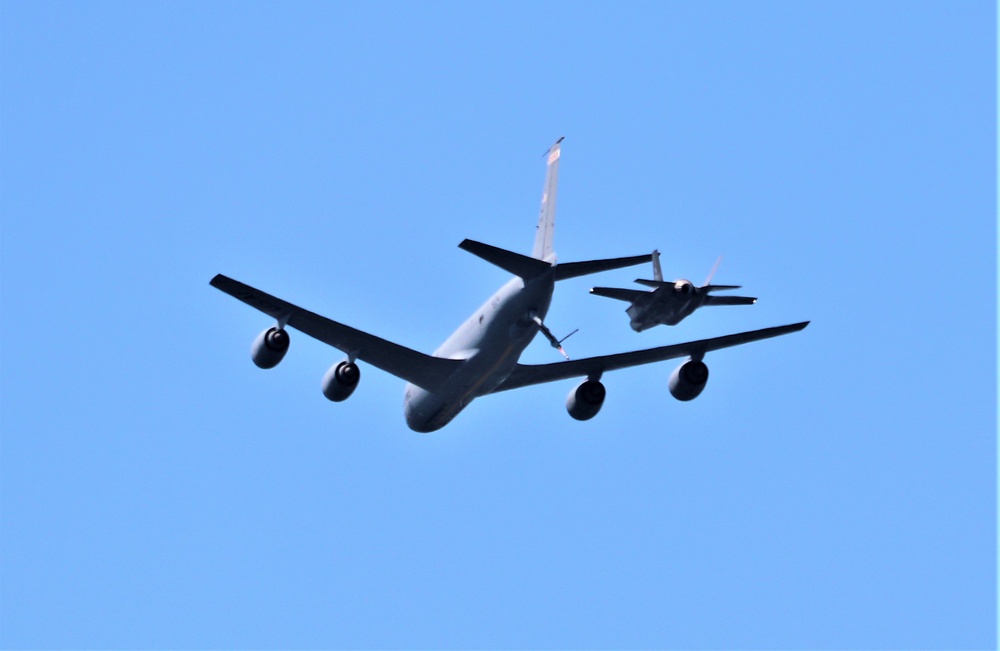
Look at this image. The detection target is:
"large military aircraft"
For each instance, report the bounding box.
[211,139,808,432]
[591,251,759,331]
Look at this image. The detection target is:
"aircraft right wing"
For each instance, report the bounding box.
[210,274,462,391]
[488,321,809,393]
[704,294,758,306]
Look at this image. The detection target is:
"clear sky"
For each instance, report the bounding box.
[1,1,996,649]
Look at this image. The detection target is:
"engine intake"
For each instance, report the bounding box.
[669,359,709,401]
[566,379,606,421]
[322,361,361,402]
[251,327,290,369]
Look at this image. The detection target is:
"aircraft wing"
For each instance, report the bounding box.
[210,274,461,391]
[488,321,809,393]
[590,286,649,303]
[704,294,758,306]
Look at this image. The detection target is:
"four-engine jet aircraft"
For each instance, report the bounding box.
[591,251,758,331]
[211,140,808,432]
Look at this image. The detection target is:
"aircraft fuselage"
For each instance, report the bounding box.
[627,284,704,331]
[403,271,555,432]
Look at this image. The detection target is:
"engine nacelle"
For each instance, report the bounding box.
[322,361,361,402]
[566,379,606,421]
[669,359,709,401]
[251,327,290,369]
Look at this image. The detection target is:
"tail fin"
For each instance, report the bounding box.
[703,256,722,286]
[652,249,663,282]
[532,137,563,262]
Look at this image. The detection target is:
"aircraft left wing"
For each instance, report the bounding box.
[488,321,809,393]
[590,286,649,303]
[210,274,462,391]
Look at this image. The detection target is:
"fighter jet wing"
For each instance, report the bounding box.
[590,286,650,303]
[704,294,758,306]
[210,274,461,391]
[488,321,809,393]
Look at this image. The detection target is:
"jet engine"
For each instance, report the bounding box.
[566,379,606,421]
[251,327,290,369]
[322,360,361,402]
[669,359,709,401]
[674,280,694,295]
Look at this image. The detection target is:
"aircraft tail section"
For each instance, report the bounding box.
[532,137,562,262]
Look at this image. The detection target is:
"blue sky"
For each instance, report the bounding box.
[1,1,995,648]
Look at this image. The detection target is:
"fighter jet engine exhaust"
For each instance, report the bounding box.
[251,327,290,369]
[675,280,694,294]
[322,360,361,402]
[669,359,709,401]
[566,379,606,420]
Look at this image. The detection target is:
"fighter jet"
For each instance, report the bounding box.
[590,251,758,331]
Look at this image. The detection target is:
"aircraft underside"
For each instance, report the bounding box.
[211,140,807,432]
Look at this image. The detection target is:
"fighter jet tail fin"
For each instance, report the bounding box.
[651,249,663,282]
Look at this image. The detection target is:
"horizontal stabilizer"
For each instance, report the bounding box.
[590,286,649,303]
[704,295,757,306]
[459,239,552,280]
[634,278,671,288]
[554,253,652,281]
[704,284,742,292]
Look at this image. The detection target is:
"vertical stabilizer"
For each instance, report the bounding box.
[652,249,663,282]
[532,137,562,261]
